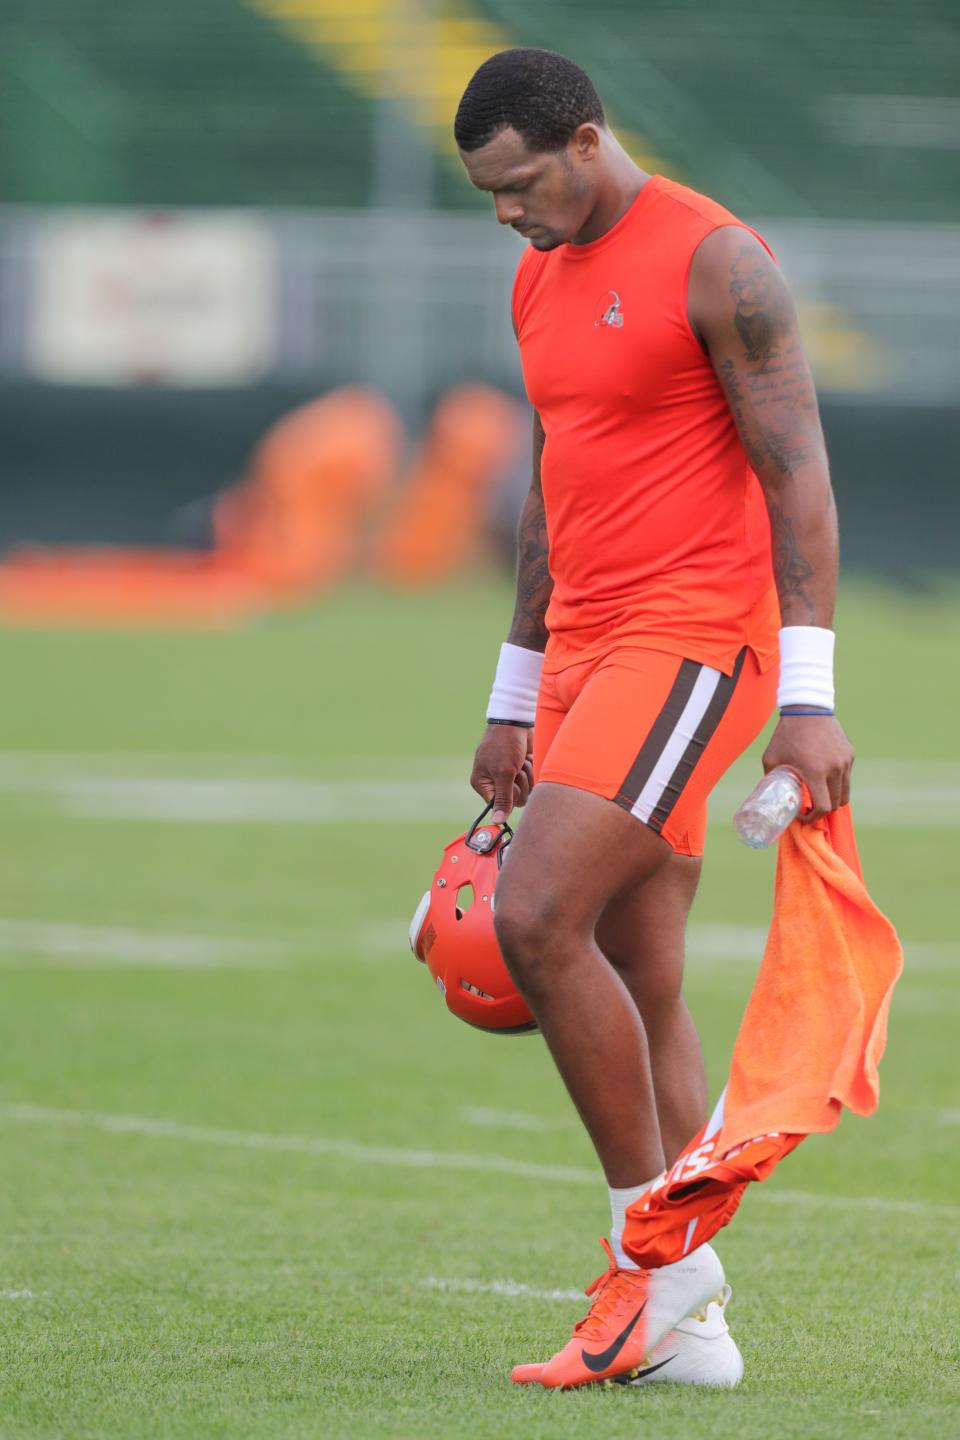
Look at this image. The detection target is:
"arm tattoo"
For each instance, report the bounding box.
[716,246,835,626]
[766,497,816,624]
[718,359,765,471]
[719,250,826,480]
[508,414,552,650]
[729,246,792,368]
[532,414,545,471]
[718,358,815,479]
[509,494,552,648]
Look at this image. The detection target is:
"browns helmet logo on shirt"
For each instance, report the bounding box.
[594,290,625,328]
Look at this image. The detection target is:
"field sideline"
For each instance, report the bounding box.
[0,579,957,1439]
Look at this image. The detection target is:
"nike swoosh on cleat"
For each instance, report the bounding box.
[580,1302,647,1373]
[612,1353,677,1384]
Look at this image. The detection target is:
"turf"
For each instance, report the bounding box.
[0,579,957,1439]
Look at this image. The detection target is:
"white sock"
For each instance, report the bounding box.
[609,1178,660,1270]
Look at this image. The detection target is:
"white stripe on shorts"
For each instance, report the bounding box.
[630,664,724,822]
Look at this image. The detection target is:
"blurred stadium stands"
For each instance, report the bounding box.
[3,0,957,218]
[0,0,957,581]
[479,0,960,221]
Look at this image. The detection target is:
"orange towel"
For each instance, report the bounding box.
[623,803,903,1268]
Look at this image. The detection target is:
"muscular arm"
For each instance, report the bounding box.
[470,410,549,819]
[689,227,837,627]
[507,410,553,651]
[689,227,853,818]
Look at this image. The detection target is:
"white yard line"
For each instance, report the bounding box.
[48,776,960,826]
[0,751,469,779]
[0,916,416,968]
[0,919,284,969]
[889,986,960,1014]
[423,1277,582,1302]
[0,1101,956,1220]
[0,754,956,824]
[684,924,769,959]
[0,1103,596,1185]
[757,1189,954,1219]
[1,915,948,975]
[889,941,960,974]
[58,778,471,824]
[682,928,954,973]
[461,1107,572,1134]
[1,752,957,781]
[374,919,954,976]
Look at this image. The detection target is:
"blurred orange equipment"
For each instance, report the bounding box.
[0,387,402,625]
[371,385,526,586]
[213,386,401,593]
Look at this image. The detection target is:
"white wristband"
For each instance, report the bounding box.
[487,642,545,725]
[777,626,835,710]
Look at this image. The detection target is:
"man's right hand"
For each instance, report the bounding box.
[470,725,535,823]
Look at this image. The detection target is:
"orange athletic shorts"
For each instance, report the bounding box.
[533,645,777,857]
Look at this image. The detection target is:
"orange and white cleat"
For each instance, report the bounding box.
[510,1238,725,1389]
[622,1285,743,1388]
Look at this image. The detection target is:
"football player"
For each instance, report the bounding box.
[455,48,853,1388]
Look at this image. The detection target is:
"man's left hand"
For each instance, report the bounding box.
[762,715,854,823]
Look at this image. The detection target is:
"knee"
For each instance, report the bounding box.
[604,940,684,1013]
[635,976,685,1017]
[493,890,568,996]
[631,968,687,1021]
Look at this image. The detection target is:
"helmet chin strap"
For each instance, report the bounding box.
[465,801,514,860]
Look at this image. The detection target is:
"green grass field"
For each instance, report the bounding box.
[0,579,957,1439]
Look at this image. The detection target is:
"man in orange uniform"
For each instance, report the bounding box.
[454,49,854,1389]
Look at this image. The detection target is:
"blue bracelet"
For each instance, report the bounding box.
[779,707,835,717]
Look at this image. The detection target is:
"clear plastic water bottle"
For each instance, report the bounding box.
[733,767,804,849]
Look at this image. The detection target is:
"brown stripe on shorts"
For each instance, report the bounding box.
[613,657,703,812]
[646,646,747,834]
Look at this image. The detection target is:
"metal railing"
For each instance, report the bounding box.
[1,206,957,402]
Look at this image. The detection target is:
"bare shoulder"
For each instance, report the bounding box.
[691,224,772,275]
[689,226,796,357]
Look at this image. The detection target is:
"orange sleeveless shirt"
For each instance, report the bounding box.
[512,175,780,677]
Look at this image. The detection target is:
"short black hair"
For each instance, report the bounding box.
[454,48,605,154]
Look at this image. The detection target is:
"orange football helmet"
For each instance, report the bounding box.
[409,804,538,1035]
